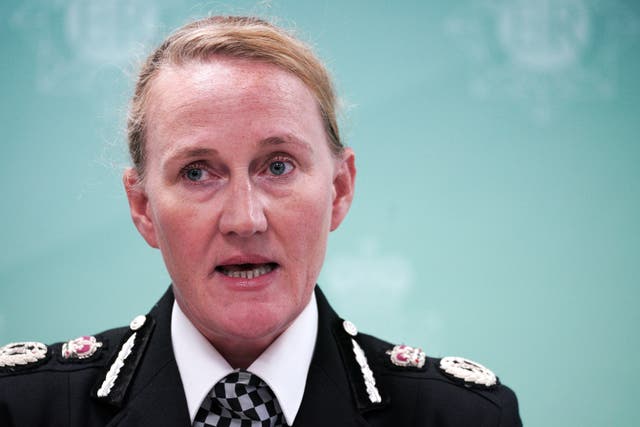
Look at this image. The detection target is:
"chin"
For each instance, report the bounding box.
[209,303,296,342]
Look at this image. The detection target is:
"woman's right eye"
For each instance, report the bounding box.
[181,163,210,182]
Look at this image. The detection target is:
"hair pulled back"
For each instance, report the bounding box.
[127,16,342,178]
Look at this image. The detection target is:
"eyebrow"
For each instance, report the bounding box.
[164,146,219,163]
[162,134,313,167]
[260,135,314,153]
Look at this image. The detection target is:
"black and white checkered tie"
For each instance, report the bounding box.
[194,370,286,427]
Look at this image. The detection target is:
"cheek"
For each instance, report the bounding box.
[279,190,333,260]
[150,195,211,257]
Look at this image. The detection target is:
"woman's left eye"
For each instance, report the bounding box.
[268,159,294,176]
[186,168,205,181]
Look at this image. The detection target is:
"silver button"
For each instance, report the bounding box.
[343,320,358,337]
[129,315,146,331]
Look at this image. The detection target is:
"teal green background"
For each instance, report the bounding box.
[1,1,639,425]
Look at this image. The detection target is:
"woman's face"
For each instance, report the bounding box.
[124,58,355,351]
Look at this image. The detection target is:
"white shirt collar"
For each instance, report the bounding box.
[171,293,318,425]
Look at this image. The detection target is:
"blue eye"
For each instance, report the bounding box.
[185,167,204,181]
[269,161,286,175]
[268,160,293,176]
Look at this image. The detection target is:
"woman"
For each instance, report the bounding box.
[0,16,521,426]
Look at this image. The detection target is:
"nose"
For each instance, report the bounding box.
[218,175,268,237]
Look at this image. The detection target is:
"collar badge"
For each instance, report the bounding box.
[387,344,426,368]
[62,335,103,360]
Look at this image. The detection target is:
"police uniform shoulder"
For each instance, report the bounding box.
[342,320,516,407]
[0,325,129,377]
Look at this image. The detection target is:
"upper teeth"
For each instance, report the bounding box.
[222,264,274,279]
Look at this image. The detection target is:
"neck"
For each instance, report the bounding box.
[210,335,277,369]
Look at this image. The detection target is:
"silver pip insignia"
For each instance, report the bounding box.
[0,341,48,368]
[62,335,103,360]
[387,344,426,368]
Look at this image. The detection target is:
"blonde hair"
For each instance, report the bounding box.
[128,16,342,178]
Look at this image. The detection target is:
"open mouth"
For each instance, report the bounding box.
[215,263,278,279]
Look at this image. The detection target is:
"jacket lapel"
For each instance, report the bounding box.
[293,288,375,427]
[105,288,190,427]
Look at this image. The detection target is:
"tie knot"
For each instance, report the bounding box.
[215,370,267,398]
[195,370,286,427]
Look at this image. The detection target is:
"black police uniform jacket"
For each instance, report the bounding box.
[0,287,522,426]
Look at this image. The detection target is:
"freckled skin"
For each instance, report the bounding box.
[124,58,355,368]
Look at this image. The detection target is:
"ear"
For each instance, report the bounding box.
[330,148,356,231]
[123,168,159,248]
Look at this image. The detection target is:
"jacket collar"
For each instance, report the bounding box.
[293,287,388,426]
[99,286,386,427]
[103,287,190,426]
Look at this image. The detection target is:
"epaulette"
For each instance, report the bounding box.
[379,341,501,391]
[334,319,505,402]
[0,328,123,375]
[316,315,503,414]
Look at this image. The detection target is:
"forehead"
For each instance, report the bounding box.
[145,58,322,135]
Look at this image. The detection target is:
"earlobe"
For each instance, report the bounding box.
[123,168,159,248]
[330,148,356,231]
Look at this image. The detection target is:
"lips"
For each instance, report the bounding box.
[215,263,278,279]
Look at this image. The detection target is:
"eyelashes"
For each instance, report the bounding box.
[179,155,297,184]
[266,156,295,176]
[180,162,211,183]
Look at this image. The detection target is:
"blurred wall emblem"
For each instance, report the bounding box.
[65,0,158,64]
[445,0,640,122]
[10,0,159,92]
[498,0,590,72]
[62,335,103,360]
[0,342,48,367]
